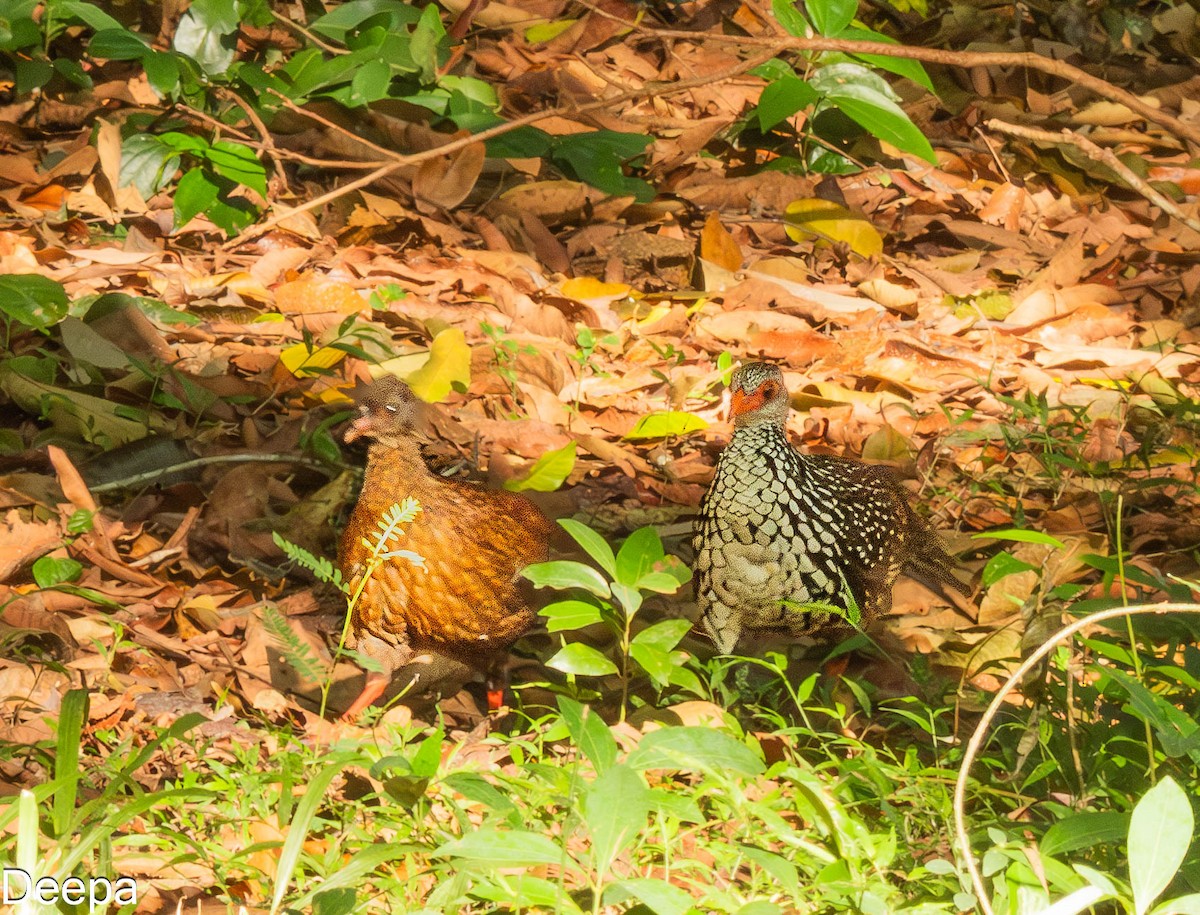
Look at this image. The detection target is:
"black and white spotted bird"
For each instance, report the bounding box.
[693,362,969,653]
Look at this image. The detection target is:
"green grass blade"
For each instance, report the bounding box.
[53,688,88,838]
[270,758,347,914]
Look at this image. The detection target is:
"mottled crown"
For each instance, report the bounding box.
[731,362,784,394]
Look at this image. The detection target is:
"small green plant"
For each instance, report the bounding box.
[522,520,694,721]
[273,497,425,717]
[481,320,537,408]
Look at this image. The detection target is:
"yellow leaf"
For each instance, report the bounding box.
[560,277,633,302]
[404,328,471,403]
[525,19,575,41]
[783,199,883,258]
[280,343,346,378]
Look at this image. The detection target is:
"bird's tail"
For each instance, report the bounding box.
[902,543,976,620]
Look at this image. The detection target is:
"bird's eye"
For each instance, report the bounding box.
[385,404,399,413]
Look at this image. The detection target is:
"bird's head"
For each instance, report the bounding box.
[728,362,789,427]
[344,375,422,448]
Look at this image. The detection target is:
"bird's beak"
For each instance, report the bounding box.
[344,413,373,444]
[729,388,747,419]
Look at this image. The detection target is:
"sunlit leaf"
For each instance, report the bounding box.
[404,328,471,403]
[505,441,576,492]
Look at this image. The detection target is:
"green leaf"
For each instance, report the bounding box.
[1041,812,1129,857]
[32,556,83,588]
[557,519,617,578]
[581,764,650,878]
[811,64,936,163]
[404,328,471,403]
[624,411,708,440]
[982,551,1038,588]
[1150,894,1200,915]
[523,560,611,598]
[172,0,238,76]
[972,528,1066,549]
[205,141,268,197]
[540,599,605,632]
[553,131,654,202]
[0,275,69,333]
[771,0,811,37]
[557,695,618,774]
[269,759,349,915]
[632,619,693,651]
[505,441,576,492]
[173,167,219,230]
[547,643,620,677]
[757,74,817,131]
[437,827,573,869]
[88,28,152,60]
[1130,777,1193,915]
[840,27,935,91]
[627,727,765,777]
[807,0,856,36]
[604,877,696,915]
[615,526,665,588]
[53,689,88,837]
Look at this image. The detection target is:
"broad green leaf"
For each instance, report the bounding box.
[540,599,605,632]
[119,134,181,199]
[624,411,708,440]
[173,167,219,230]
[982,552,1039,588]
[558,519,617,577]
[631,619,693,652]
[1150,894,1200,915]
[814,67,936,163]
[807,0,856,36]
[32,556,83,588]
[505,441,576,492]
[87,28,152,60]
[605,877,696,915]
[1038,886,1111,915]
[840,27,935,91]
[404,328,471,403]
[523,560,611,598]
[757,74,817,131]
[1130,777,1193,915]
[436,827,573,869]
[771,0,810,37]
[552,131,654,201]
[173,0,238,76]
[557,695,618,774]
[205,141,268,197]
[638,568,691,593]
[1041,812,1129,857]
[783,199,883,257]
[629,641,674,686]
[615,526,665,588]
[627,726,764,777]
[582,764,649,879]
[547,643,619,677]
[972,528,1066,549]
[0,275,68,333]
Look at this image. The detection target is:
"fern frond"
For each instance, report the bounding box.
[262,604,326,685]
[272,532,345,590]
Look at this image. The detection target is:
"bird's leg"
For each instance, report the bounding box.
[340,672,393,722]
[339,635,413,722]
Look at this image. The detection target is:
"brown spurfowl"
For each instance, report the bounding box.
[338,377,557,719]
[693,362,969,654]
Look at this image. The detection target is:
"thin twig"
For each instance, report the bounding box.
[954,602,1200,915]
[987,119,1200,234]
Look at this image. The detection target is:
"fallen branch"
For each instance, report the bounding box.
[987,118,1200,234]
